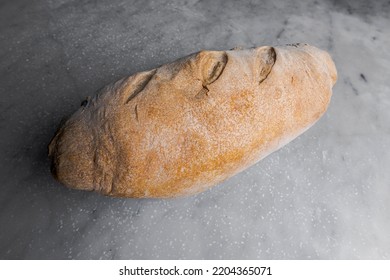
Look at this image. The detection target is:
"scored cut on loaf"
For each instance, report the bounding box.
[48,43,337,198]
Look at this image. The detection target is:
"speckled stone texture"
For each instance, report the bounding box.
[0,0,390,259]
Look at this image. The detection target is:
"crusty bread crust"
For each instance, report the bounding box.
[48,43,337,198]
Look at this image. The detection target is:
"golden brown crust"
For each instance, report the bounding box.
[48,44,337,198]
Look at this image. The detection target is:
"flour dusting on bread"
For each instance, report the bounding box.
[48,43,337,198]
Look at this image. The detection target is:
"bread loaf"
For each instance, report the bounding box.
[48,43,337,198]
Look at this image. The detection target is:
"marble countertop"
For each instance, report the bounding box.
[0,0,389,259]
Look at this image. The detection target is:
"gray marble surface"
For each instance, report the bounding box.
[1,0,389,259]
